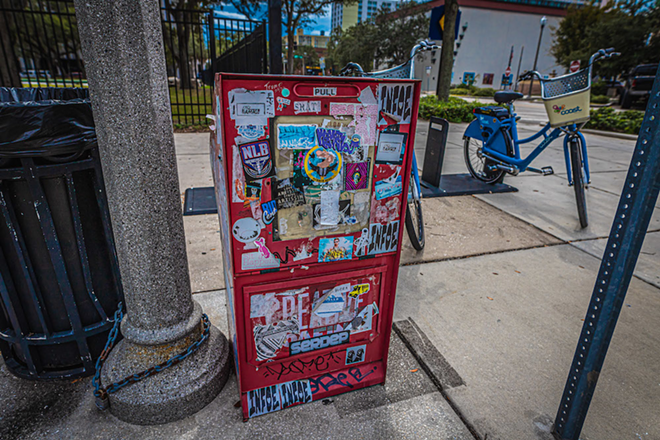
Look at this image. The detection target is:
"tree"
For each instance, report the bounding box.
[283,0,356,74]
[326,1,429,74]
[162,0,210,89]
[326,24,379,73]
[552,0,660,77]
[376,2,430,67]
[294,44,320,72]
[436,0,457,101]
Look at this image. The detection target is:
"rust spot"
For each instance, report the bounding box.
[587,370,600,385]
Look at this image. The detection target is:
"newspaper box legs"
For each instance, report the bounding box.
[210,74,421,420]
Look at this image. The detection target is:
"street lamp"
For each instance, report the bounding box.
[528,16,547,98]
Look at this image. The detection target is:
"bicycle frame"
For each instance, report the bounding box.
[469,105,591,185]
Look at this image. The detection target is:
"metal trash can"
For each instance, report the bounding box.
[0,87,123,380]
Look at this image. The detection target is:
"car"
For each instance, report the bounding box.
[619,64,658,109]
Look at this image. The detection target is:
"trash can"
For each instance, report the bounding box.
[0,87,123,380]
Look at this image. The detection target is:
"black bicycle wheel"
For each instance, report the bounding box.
[464,133,510,184]
[570,137,589,228]
[405,169,425,251]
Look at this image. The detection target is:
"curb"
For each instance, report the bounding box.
[527,122,638,140]
[579,128,638,140]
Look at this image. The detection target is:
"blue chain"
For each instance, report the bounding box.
[92,302,211,410]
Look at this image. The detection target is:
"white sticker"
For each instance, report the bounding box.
[313,87,337,97]
[242,252,280,271]
[320,190,340,226]
[359,86,377,105]
[229,89,275,126]
[376,132,405,163]
[313,283,350,316]
[253,318,299,361]
[294,101,322,114]
[232,217,261,243]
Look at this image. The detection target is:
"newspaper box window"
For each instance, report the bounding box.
[210,74,421,420]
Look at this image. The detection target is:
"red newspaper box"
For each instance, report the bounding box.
[210,74,421,420]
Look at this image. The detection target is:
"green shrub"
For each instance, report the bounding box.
[585,107,644,134]
[472,87,496,97]
[450,88,469,95]
[419,95,485,123]
[590,94,610,104]
[591,80,608,97]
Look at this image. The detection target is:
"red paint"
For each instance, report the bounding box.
[211,74,421,420]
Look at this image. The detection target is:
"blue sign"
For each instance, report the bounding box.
[428,6,462,41]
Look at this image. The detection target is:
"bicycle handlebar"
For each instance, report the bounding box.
[518,48,620,83]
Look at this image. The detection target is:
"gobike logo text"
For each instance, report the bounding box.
[553,104,583,115]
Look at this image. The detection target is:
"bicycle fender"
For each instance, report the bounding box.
[464,120,483,140]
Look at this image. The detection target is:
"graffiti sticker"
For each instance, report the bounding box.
[367,221,400,255]
[345,161,369,191]
[304,146,343,183]
[374,168,402,200]
[378,83,414,124]
[294,101,322,114]
[316,128,360,154]
[239,140,275,182]
[261,200,278,224]
[237,124,266,140]
[290,331,350,355]
[277,124,317,149]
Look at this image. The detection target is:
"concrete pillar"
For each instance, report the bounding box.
[73,0,230,424]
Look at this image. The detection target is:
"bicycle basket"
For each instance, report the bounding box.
[369,62,411,79]
[541,69,591,127]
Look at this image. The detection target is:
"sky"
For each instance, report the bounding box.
[211,3,332,36]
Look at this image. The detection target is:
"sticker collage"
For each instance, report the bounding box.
[226,82,415,273]
[216,79,417,419]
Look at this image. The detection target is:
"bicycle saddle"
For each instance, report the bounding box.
[494,91,523,104]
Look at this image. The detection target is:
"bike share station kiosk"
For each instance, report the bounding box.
[210,74,421,420]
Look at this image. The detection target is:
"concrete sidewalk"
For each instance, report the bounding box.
[2,123,658,439]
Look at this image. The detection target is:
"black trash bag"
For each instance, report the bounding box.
[0,87,96,159]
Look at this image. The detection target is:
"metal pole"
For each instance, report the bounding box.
[514,46,524,92]
[73,0,230,424]
[552,66,660,440]
[528,16,546,98]
[268,0,283,74]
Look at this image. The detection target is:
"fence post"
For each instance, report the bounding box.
[208,12,215,82]
[268,0,282,74]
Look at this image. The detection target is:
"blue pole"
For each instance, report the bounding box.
[553,66,660,439]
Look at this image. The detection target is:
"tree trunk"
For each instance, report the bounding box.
[0,4,22,87]
[174,9,193,89]
[436,0,458,101]
[286,28,295,74]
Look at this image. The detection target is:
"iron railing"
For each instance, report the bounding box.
[0,1,268,127]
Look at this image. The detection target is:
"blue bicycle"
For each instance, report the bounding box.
[463,48,619,228]
[340,40,438,250]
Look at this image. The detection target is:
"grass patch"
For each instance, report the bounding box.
[419,95,485,123]
[169,86,213,127]
[590,94,610,104]
[585,107,644,134]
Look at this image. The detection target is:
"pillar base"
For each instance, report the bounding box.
[101,324,231,425]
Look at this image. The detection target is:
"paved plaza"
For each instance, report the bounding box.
[2,102,658,439]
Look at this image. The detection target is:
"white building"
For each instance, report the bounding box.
[333,0,589,90]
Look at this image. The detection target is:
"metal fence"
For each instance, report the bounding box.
[0,1,268,126]
[161,6,267,126]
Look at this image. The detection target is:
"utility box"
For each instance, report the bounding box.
[210,74,421,420]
